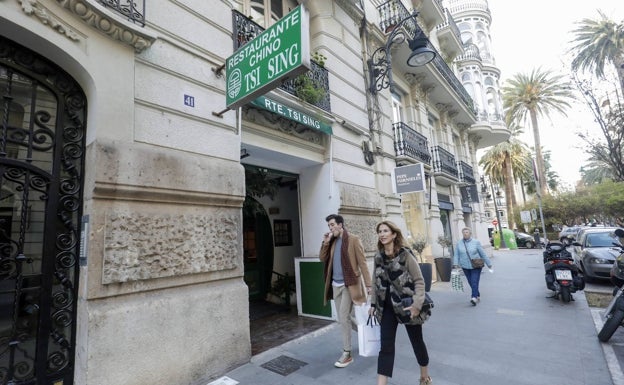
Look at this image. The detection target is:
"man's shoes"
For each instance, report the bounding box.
[419,376,433,385]
[470,297,477,306]
[334,350,353,368]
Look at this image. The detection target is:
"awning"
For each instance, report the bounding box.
[250,96,332,134]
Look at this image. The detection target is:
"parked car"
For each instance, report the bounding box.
[558,226,585,245]
[571,227,623,280]
[515,232,545,248]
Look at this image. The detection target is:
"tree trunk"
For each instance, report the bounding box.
[615,56,624,98]
[503,155,516,230]
[530,109,547,196]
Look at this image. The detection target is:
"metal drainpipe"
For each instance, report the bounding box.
[360,6,381,157]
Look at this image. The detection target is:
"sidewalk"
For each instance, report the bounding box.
[210,248,615,385]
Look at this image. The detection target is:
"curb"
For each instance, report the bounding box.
[591,308,624,385]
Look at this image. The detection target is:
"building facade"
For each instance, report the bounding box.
[0,0,508,384]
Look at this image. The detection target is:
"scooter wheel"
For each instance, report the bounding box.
[560,286,571,303]
[598,309,624,342]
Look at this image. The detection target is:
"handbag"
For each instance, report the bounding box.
[464,240,485,268]
[451,268,464,292]
[400,293,434,322]
[357,315,380,357]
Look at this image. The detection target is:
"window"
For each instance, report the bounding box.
[391,91,404,124]
[273,220,293,246]
[247,0,297,28]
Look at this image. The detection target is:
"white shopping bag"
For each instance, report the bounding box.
[357,315,380,357]
[354,301,371,325]
[451,268,464,292]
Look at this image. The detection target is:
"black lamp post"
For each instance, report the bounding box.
[481,176,507,249]
[368,11,436,94]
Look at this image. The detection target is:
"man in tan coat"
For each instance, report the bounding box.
[320,214,371,368]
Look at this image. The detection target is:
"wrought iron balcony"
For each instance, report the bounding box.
[436,9,461,44]
[377,0,418,39]
[97,0,145,26]
[457,160,475,185]
[428,42,475,117]
[431,146,459,179]
[393,122,431,164]
[232,10,331,112]
[376,1,473,118]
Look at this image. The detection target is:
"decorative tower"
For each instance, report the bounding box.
[445,0,506,126]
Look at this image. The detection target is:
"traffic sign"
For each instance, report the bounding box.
[492,219,499,226]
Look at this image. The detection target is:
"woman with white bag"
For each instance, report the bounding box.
[369,221,432,385]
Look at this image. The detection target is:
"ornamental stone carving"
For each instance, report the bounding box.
[102,211,240,284]
[19,0,80,41]
[53,0,156,52]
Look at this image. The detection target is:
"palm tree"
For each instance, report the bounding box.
[580,159,615,185]
[479,123,531,231]
[524,148,560,194]
[502,68,574,197]
[569,10,624,94]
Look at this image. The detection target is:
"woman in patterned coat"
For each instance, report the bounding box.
[369,220,432,385]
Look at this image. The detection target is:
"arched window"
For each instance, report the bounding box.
[486,88,497,114]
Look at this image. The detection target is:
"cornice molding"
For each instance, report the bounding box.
[56,0,156,52]
[29,0,158,52]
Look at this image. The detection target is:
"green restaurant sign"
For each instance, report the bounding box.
[251,96,332,134]
[226,5,310,109]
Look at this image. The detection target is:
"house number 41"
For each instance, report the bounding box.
[184,94,195,107]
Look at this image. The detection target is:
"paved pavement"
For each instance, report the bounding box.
[208,248,621,385]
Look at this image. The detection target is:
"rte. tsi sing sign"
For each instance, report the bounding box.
[393,163,426,194]
[226,5,311,109]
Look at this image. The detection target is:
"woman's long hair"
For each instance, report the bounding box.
[376,220,407,256]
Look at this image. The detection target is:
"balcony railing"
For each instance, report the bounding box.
[428,42,476,117]
[457,160,475,185]
[436,9,461,43]
[456,43,482,62]
[279,63,331,111]
[393,122,431,164]
[97,0,145,26]
[231,10,331,112]
[375,3,474,118]
[475,109,505,123]
[377,0,417,39]
[431,146,459,179]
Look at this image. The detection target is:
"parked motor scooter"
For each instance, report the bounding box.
[543,241,585,303]
[598,228,624,342]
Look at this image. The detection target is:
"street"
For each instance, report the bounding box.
[216,247,619,385]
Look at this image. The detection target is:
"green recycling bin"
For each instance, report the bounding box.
[493,229,518,249]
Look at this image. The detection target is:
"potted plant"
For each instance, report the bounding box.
[409,234,432,292]
[312,51,326,67]
[269,272,296,308]
[435,235,454,282]
[294,74,325,104]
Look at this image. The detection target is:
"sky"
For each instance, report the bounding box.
[484,0,624,189]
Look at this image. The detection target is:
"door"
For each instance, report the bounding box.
[0,36,86,385]
[243,199,274,300]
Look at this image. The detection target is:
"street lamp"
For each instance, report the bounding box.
[481,176,507,249]
[368,11,436,94]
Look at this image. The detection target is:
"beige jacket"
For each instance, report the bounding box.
[319,233,371,306]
